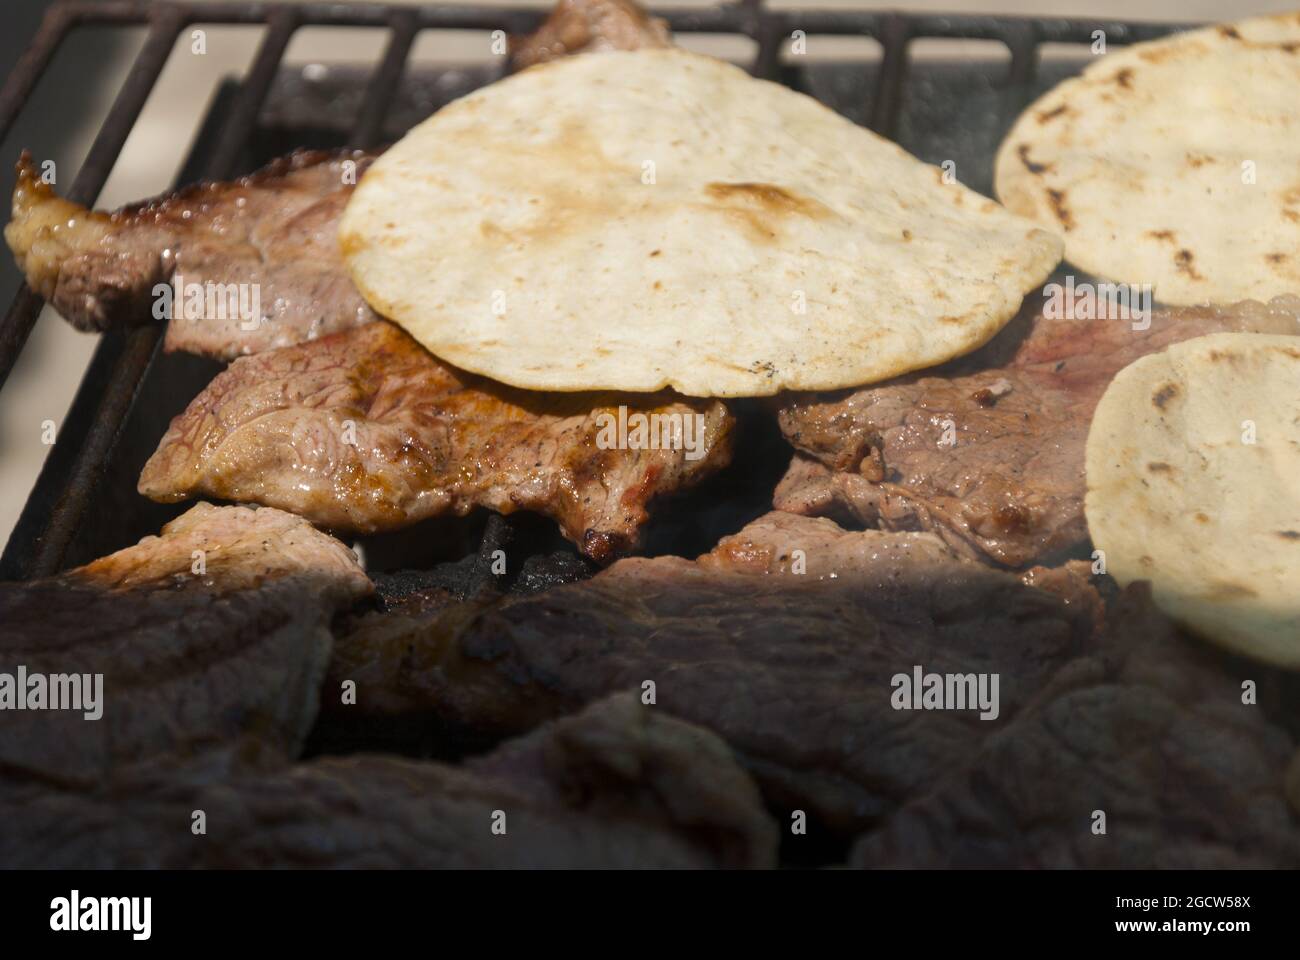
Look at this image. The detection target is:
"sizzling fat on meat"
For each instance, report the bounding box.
[327,511,1099,832]
[510,0,672,70]
[0,503,372,786]
[1,694,777,869]
[776,295,1300,567]
[138,321,735,563]
[5,149,377,358]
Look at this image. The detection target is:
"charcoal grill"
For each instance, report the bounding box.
[0,0,1198,581]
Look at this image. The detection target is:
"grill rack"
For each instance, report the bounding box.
[0,0,1195,580]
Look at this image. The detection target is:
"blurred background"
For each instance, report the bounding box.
[0,0,1295,552]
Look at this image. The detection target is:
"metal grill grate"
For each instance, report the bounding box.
[0,1,1195,580]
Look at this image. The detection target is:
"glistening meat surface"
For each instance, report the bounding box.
[139,321,735,563]
[4,149,377,358]
[776,295,1300,567]
[327,511,1100,832]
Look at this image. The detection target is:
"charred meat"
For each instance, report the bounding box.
[0,503,371,786]
[776,295,1300,567]
[327,512,1099,832]
[1,694,776,868]
[138,321,734,563]
[851,586,1300,867]
[5,149,377,358]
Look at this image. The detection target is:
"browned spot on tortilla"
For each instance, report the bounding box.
[902,229,912,241]
[1152,383,1178,409]
[1277,529,1300,540]
[1282,42,1299,53]
[1194,513,1210,524]
[1174,249,1204,280]
[1203,580,1258,600]
[1145,229,1176,242]
[1138,555,1155,569]
[1017,143,1051,175]
[938,315,964,325]
[1046,188,1073,230]
[653,280,662,291]
[1147,461,1174,473]
[1218,25,1242,39]
[1185,153,1214,168]
[1266,252,1289,268]
[1138,46,1179,65]
[1285,210,1300,224]
[649,249,661,257]
[701,182,833,243]
[1113,68,1134,88]
[1036,103,1069,124]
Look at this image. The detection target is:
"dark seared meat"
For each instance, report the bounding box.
[4,149,377,358]
[138,321,735,563]
[0,503,371,786]
[776,295,1300,567]
[328,512,1099,832]
[852,586,1300,868]
[511,0,672,70]
[1,694,777,868]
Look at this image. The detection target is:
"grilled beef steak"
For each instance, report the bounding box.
[138,321,734,563]
[510,0,673,70]
[327,512,1098,832]
[852,586,1300,867]
[776,295,1300,567]
[2,694,776,868]
[0,503,371,786]
[5,149,377,358]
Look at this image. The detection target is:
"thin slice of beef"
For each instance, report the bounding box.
[776,295,1300,567]
[5,149,377,358]
[327,511,1099,832]
[511,0,673,70]
[851,585,1300,867]
[138,321,735,563]
[1,694,777,868]
[0,503,371,786]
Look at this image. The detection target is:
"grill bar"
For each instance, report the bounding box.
[0,8,186,392]
[0,1,1198,578]
[869,13,910,137]
[350,8,419,149]
[9,7,309,579]
[0,4,75,144]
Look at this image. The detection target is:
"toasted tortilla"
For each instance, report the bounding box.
[1085,332,1300,667]
[341,49,1061,397]
[995,13,1300,306]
